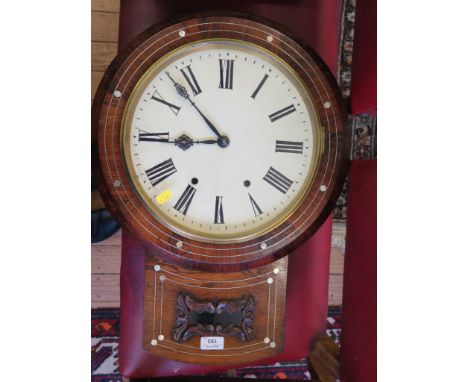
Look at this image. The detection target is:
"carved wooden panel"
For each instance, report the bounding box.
[143,254,288,365]
[173,293,255,342]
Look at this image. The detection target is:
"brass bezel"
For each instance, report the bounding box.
[121,39,323,244]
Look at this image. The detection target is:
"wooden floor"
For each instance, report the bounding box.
[91,0,119,102]
[91,0,345,309]
[92,229,122,308]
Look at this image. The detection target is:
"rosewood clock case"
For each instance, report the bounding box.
[92,13,348,365]
[93,13,348,272]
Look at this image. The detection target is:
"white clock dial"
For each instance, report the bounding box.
[122,40,320,242]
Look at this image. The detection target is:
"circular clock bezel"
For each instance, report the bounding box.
[120,39,323,244]
[93,13,349,271]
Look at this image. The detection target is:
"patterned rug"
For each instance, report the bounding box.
[91,310,120,382]
[91,306,341,381]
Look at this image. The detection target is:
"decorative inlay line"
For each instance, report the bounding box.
[266,281,271,338]
[161,268,273,282]
[152,271,157,338]
[159,278,164,334]
[157,342,271,357]
[165,339,264,350]
[273,272,278,341]
[165,276,267,290]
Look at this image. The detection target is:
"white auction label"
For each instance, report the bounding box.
[200,337,224,350]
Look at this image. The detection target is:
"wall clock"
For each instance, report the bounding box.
[93,13,348,364]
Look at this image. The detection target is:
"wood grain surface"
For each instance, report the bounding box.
[91,0,119,101]
[91,0,120,13]
[91,11,119,42]
[91,230,121,309]
[92,42,118,71]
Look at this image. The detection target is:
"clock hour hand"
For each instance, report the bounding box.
[173,135,218,150]
[165,71,230,148]
[139,131,217,151]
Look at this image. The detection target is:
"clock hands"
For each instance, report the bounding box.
[139,131,217,151]
[165,71,230,148]
[173,135,217,150]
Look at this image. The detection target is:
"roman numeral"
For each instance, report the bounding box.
[214,196,225,224]
[138,130,169,142]
[218,59,234,89]
[173,184,196,215]
[275,140,304,154]
[180,65,202,96]
[251,74,269,99]
[151,89,181,115]
[248,193,263,217]
[145,158,177,187]
[269,104,296,122]
[263,167,293,194]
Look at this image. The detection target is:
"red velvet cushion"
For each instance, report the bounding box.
[118,0,341,76]
[340,160,377,382]
[350,0,377,114]
[119,216,332,378]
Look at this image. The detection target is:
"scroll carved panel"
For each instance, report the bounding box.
[173,293,255,342]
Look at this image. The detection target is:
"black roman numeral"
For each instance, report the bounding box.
[251,74,269,99]
[263,167,293,194]
[151,89,181,115]
[275,140,304,154]
[173,184,196,215]
[218,59,234,89]
[269,104,296,122]
[138,130,169,142]
[248,193,263,217]
[214,196,225,224]
[145,158,177,186]
[180,65,202,96]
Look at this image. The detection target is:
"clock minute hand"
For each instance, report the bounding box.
[165,72,230,148]
[165,71,191,100]
[190,102,223,139]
